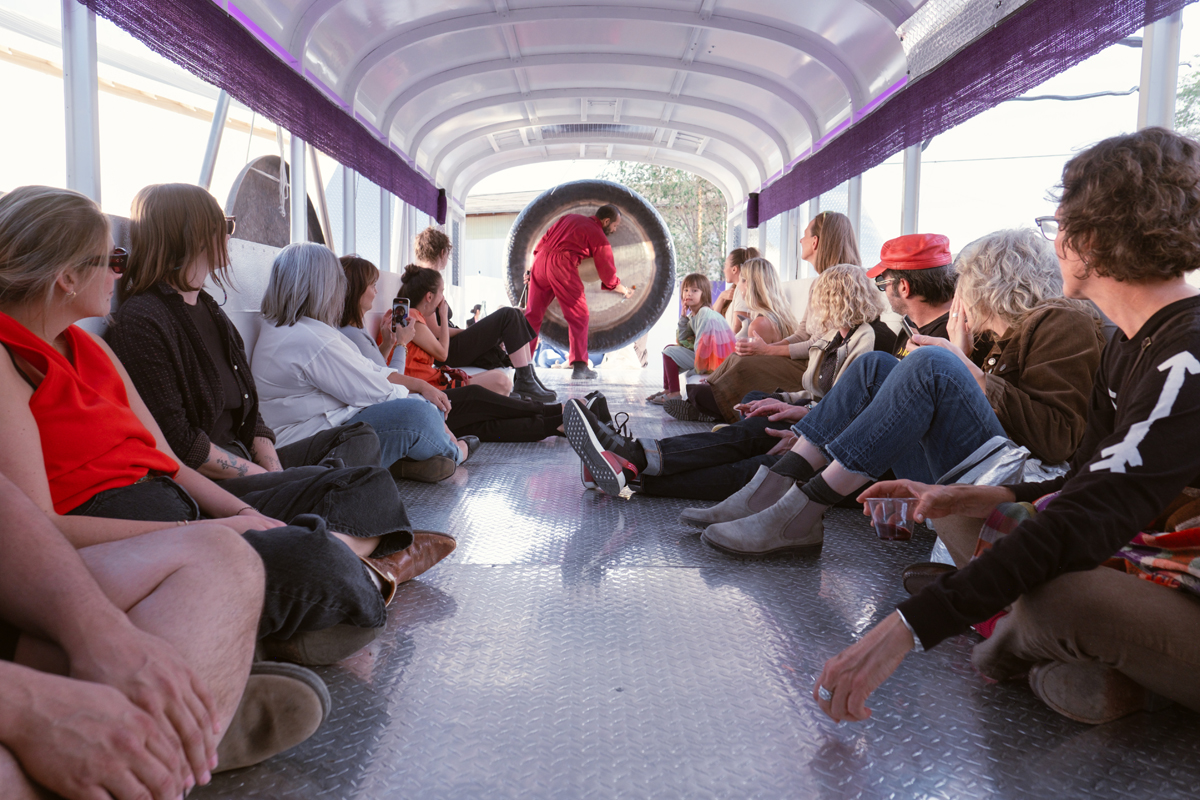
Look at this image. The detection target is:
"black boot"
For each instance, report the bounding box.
[570,360,598,380]
[512,365,557,402]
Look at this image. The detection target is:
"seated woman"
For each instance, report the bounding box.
[712,245,759,333]
[398,263,515,397]
[646,272,735,405]
[251,243,474,482]
[679,213,861,424]
[816,128,1200,726]
[692,227,1103,558]
[0,185,430,658]
[412,226,554,401]
[665,256,801,423]
[345,258,564,443]
[568,264,895,497]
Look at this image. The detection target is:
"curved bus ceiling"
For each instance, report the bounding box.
[227,0,920,211]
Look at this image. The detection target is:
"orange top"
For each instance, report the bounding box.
[403,309,446,389]
[0,312,179,514]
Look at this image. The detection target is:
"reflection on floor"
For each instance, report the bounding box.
[198,368,1200,800]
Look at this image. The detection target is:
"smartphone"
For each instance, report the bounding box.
[901,318,917,339]
[392,297,410,331]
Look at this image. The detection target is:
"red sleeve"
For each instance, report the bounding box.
[588,221,620,291]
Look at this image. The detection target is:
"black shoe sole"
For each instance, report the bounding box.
[564,400,624,496]
[700,534,823,558]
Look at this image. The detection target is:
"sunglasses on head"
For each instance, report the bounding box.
[83,247,129,275]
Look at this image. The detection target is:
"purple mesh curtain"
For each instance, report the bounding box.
[81,0,439,217]
[758,0,1192,223]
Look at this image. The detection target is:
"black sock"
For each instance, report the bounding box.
[801,474,853,507]
[771,451,817,482]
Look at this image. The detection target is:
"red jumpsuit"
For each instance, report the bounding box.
[524,213,621,364]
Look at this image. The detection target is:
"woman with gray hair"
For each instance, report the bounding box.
[251,243,473,482]
[689,227,1105,558]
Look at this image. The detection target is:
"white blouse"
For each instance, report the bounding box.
[251,316,410,446]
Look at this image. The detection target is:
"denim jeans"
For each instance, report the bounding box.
[69,475,395,639]
[636,391,790,500]
[350,396,461,466]
[794,347,1006,483]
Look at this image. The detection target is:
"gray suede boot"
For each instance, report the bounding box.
[701,485,825,556]
[679,465,795,528]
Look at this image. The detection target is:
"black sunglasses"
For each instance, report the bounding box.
[83,247,129,275]
[226,216,237,237]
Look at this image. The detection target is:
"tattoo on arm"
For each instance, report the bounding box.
[212,447,251,478]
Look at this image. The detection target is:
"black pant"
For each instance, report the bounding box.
[70,467,411,639]
[445,307,534,370]
[445,385,562,442]
[637,391,787,500]
[272,421,381,470]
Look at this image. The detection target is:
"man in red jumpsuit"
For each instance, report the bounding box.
[524,204,636,380]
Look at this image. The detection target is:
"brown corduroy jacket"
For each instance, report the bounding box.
[977,301,1104,464]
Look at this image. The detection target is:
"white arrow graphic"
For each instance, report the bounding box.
[1091,351,1200,474]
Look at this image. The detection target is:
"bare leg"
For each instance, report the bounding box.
[819,461,871,497]
[471,369,514,396]
[792,437,829,471]
[331,532,382,558]
[0,745,46,800]
[509,343,531,368]
[17,524,263,736]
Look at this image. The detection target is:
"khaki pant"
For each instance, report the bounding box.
[934,515,1200,712]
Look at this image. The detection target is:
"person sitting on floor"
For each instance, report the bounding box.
[251,243,477,483]
[0,186,437,673]
[339,252,417,373]
[814,127,1200,726]
[346,258,564,443]
[646,272,735,405]
[0,472,328,797]
[397,263,515,398]
[568,264,895,497]
[412,226,555,401]
[666,256,801,423]
[688,225,1103,558]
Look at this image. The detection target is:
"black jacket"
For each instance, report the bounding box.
[899,296,1200,648]
[107,284,274,469]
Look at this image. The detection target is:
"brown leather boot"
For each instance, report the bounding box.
[360,531,457,604]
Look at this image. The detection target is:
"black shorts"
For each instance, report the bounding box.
[0,619,19,661]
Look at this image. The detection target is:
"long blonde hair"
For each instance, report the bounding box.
[807,263,883,334]
[738,257,800,338]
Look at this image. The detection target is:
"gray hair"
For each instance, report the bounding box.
[261,243,346,327]
[954,229,1062,328]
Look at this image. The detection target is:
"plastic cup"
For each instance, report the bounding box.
[866,497,916,541]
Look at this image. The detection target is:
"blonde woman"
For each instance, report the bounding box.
[693,227,1103,558]
[713,246,759,332]
[565,264,894,498]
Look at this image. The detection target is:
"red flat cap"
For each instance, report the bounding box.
[866,233,951,278]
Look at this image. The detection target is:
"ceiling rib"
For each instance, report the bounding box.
[428,114,768,184]
[408,89,792,168]
[336,5,866,110]
[447,133,750,196]
[377,52,821,144]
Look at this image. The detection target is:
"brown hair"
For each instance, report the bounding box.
[415,226,451,265]
[681,272,713,309]
[808,211,861,273]
[0,185,109,306]
[339,254,380,328]
[397,263,443,306]
[596,204,620,222]
[126,183,231,295]
[1056,127,1200,283]
[728,246,760,270]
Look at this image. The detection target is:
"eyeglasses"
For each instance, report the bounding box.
[82,247,129,275]
[225,216,237,237]
[1034,216,1059,241]
[874,277,897,290]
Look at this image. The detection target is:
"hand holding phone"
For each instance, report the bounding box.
[392,297,410,331]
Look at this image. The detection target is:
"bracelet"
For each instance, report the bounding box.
[175,519,189,527]
[235,506,255,516]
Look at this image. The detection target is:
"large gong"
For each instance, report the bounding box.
[506,179,675,353]
[226,155,325,248]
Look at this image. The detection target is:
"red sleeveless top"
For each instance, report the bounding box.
[0,312,179,514]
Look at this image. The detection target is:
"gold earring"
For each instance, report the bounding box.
[66,291,76,299]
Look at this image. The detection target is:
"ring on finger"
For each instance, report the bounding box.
[818,685,833,702]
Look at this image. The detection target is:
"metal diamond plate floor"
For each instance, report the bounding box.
[198,368,1200,800]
